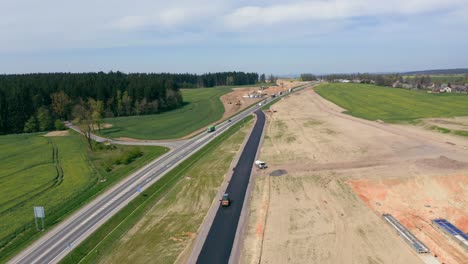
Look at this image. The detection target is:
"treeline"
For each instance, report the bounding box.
[300,73,318,81]
[0,71,258,134]
[321,73,468,88]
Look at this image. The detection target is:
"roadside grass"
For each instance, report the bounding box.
[430,126,451,133]
[60,116,254,264]
[315,83,468,122]
[453,130,468,137]
[99,84,265,140]
[261,96,284,110]
[0,132,167,263]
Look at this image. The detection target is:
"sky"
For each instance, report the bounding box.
[1,0,468,75]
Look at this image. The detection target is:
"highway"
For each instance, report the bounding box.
[9,82,314,264]
[196,109,265,264]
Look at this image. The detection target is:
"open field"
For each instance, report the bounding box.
[100,82,299,141]
[405,74,467,85]
[99,83,272,140]
[0,132,167,262]
[315,83,468,122]
[99,86,231,140]
[61,116,254,264]
[241,87,468,264]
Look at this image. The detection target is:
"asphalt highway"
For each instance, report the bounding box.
[10,82,315,264]
[196,110,265,264]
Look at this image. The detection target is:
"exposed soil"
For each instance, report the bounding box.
[220,81,304,120]
[240,87,468,264]
[43,130,69,137]
[422,117,468,133]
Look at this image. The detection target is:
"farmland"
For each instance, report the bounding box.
[99,86,233,140]
[404,74,467,85]
[315,83,468,122]
[61,116,254,264]
[0,132,167,262]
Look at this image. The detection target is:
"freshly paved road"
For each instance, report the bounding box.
[10,82,315,264]
[196,109,265,264]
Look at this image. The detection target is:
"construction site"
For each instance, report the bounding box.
[240,87,468,264]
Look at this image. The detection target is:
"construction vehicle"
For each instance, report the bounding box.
[220,193,230,207]
[255,160,267,169]
[207,126,215,133]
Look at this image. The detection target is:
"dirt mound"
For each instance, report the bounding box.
[416,155,468,169]
[269,169,287,176]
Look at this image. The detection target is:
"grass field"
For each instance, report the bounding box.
[0,132,167,262]
[99,86,233,140]
[315,83,468,122]
[61,116,254,264]
[405,74,467,85]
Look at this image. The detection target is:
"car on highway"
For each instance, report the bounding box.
[220,193,230,207]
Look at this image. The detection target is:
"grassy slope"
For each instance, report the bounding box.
[315,83,468,122]
[99,87,232,140]
[61,116,254,264]
[0,132,167,263]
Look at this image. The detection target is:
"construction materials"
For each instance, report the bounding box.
[382,214,430,253]
[432,219,468,250]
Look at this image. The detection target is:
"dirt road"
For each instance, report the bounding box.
[240,88,468,264]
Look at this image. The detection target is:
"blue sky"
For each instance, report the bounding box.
[1,0,467,74]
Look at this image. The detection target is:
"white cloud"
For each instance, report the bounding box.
[0,0,467,53]
[223,0,466,29]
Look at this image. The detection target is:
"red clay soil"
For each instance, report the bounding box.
[349,174,468,264]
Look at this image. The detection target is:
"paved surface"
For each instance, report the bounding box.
[10,82,315,264]
[65,122,187,149]
[196,110,265,264]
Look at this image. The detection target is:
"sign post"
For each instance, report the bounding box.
[33,206,45,231]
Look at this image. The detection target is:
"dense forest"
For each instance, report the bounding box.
[0,71,258,135]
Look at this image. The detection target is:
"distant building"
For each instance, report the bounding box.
[440,87,452,93]
[392,81,402,88]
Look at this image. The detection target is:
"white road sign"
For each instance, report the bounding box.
[34,206,45,218]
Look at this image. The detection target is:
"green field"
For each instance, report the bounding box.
[61,116,254,264]
[315,83,468,122]
[404,74,467,85]
[99,86,234,140]
[0,132,167,262]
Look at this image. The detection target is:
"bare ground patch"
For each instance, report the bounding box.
[241,87,468,264]
[44,130,69,137]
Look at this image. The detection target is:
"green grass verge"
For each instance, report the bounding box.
[261,97,282,110]
[99,83,266,140]
[0,132,167,263]
[430,126,451,133]
[453,130,468,137]
[60,115,254,264]
[315,83,468,122]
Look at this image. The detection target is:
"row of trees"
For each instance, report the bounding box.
[300,73,318,81]
[259,74,278,84]
[0,71,258,134]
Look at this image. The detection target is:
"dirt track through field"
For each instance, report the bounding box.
[241,88,468,264]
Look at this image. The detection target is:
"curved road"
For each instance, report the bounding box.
[9,82,315,264]
[196,110,265,264]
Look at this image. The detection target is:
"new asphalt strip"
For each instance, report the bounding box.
[196,109,266,264]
